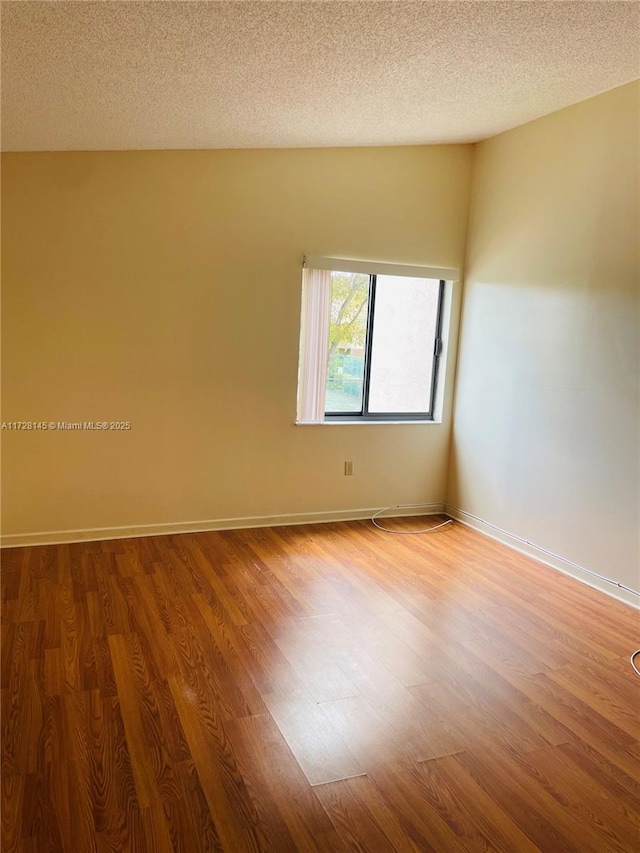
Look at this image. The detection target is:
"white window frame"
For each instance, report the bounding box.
[296,256,459,425]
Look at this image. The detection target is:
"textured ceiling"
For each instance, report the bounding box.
[2,1,639,152]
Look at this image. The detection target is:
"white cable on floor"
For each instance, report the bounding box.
[371,504,452,535]
[631,650,640,679]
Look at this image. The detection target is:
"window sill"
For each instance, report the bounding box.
[295,419,442,426]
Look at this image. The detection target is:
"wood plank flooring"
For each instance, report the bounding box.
[2,516,639,852]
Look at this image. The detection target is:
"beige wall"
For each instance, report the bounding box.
[1,145,472,538]
[449,82,639,592]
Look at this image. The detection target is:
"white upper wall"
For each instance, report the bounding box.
[449,81,640,595]
[1,145,472,539]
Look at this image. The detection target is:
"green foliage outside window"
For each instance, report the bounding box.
[327,272,369,363]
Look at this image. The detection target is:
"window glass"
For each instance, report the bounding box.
[367,276,440,413]
[325,272,370,413]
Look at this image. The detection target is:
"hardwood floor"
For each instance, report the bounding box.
[2,516,639,852]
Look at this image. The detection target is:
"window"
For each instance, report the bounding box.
[297,257,456,423]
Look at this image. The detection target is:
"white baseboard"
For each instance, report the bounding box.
[446,504,640,611]
[1,503,446,549]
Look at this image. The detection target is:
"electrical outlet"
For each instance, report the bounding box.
[344,460,353,476]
